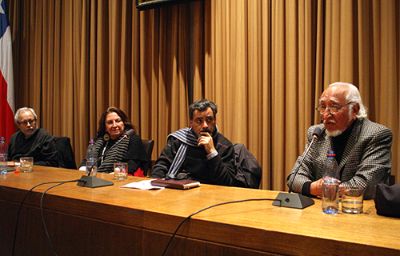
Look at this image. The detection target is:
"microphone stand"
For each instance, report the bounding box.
[77,175,113,188]
[272,130,321,209]
[77,155,113,188]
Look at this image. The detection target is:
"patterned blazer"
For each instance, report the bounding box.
[288,118,392,199]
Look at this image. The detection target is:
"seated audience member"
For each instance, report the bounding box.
[79,107,148,175]
[8,107,59,166]
[287,82,392,199]
[152,99,259,187]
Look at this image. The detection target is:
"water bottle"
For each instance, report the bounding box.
[0,137,8,175]
[322,149,340,214]
[86,138,97,176]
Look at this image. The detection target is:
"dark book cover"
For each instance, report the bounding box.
[151,179,200,190]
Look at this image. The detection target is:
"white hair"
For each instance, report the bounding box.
[328,82,368,119]
[14,107,38,124]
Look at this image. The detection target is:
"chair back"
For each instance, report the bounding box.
[53,136,77,169]
[141,139,154,175]
[233,143,262,188]
[389,174,396,185]
[141,139,154,162]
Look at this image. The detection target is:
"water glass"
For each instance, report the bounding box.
[0,153,7,175]
[113,162,128,180]
[322,177,340,214]
[342,187,364,214]
[20,157,34,173]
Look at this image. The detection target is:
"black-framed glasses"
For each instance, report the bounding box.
[316,102,353,114]
[18,119,37,126]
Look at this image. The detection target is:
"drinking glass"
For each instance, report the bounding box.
[342,187,364,214]
[113,162,128,180]
[20,157,34,173]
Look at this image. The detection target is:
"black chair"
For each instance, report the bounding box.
[389,174,396,185]
[53,136,77,169]
[233,144,262,189]
[141,139,154,175]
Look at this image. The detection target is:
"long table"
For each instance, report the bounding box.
[0,166,399,256]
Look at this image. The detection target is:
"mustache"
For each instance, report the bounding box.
[200,128,211,133]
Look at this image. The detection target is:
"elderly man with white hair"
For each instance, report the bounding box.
[287,82,392,199]
[7,107,59,166]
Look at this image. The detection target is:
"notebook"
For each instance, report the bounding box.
[150,179,200,190]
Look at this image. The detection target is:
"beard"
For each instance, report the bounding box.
[325,109,354,137]
[326,129,344,137]
[201,128,212,133]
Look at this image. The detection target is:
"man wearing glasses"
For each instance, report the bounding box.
[7,107,59,166]
[152,99,259,187]
[287,82,392,199]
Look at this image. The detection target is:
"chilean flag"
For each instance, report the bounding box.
[0,0,15,142]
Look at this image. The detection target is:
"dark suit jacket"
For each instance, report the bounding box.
[8,128,59,167]
[288,118,392,199]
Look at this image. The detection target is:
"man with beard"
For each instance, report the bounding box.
[287,82,392,199]
[8,107,59,166]
[152,99,253,187]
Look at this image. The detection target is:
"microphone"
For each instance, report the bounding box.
[77,138,115,189]
[123,129,135,138]
[78,159,114,188]
[288,127,323,193]
[78,129,134,188]
[78,154,113,188]
[272,127,323,209]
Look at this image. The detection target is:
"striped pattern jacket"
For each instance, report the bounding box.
[93,136,130,172]
[81,132,147,174]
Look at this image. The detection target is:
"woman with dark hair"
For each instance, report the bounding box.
[79,107,148,175]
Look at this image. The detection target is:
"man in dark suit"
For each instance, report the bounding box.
[151,99,259,188]
[287,82,392,199]
[8,107,59,166]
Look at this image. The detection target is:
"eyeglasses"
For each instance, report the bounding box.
[18,119,36,126]
[316,102,353,114]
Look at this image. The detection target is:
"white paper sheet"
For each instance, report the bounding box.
[121,179,164,190]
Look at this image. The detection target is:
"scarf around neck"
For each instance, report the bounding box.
[166,127,218,179]
[166,128,198,179]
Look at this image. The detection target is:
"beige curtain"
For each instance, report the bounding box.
[204,0,399,190]
[9,0,204,165]
[8,0,399,191]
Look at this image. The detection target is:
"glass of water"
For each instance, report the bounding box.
[342,187,364,214]
[322,176,340,214]
[113,162,128,180]
[20,157,34,173]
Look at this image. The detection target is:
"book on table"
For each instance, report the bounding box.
[150,179,200,190]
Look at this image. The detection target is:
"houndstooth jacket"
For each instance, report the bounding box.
[287,118,392,199]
